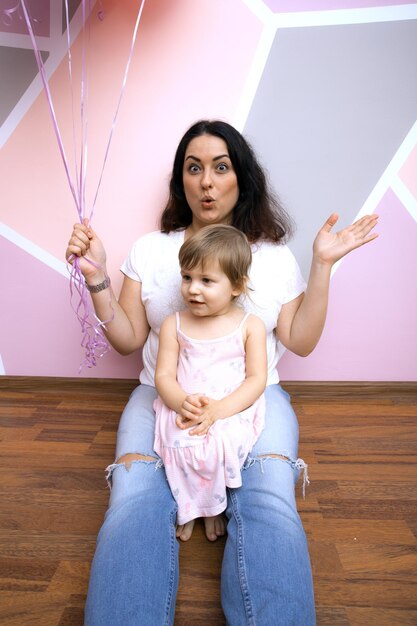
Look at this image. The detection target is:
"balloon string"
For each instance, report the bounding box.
[18,0,147,369]
[64,0,80,203]
[69,257,112,373]
[63,0,109,372]
[20,0,81,214]
[79,0,89,220]
[89,0,146,223]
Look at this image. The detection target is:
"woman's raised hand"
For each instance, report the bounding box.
[66,218,107,281]
[313,212,379,266]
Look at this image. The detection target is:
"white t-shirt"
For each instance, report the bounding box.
[121,229,306,386]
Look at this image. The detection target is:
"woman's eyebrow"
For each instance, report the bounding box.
[185,154,230,162]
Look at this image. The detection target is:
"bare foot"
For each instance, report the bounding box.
[204,515,226,542]
[176,519,195,542]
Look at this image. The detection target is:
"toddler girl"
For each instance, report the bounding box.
[153,224,267,542]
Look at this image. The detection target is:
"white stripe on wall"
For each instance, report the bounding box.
[275,4,417,28]
[233,20,276,132]
[241,0,274,24]
[1,222,69,277]
[331,118,417,277]
[391,175,417,223]
[0,2,95,149]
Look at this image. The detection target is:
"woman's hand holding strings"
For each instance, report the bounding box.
[66,217,107,282]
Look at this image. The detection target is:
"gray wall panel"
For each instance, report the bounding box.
[244,20,417,276]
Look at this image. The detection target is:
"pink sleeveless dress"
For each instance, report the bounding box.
[153,312,265,525]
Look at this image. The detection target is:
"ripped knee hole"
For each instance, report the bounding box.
[116,452,157,470]
[257,453,289,461]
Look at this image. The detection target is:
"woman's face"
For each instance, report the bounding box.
[182,134,239,232]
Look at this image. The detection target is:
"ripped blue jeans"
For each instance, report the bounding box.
[84,384,315,626]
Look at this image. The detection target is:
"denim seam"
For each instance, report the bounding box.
[163,507,178,626]
[229,488,256,626]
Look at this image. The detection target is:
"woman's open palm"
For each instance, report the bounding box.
[313,212,379,266]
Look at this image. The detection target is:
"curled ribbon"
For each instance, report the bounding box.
[2,0,40,27]
[16,0,147,370]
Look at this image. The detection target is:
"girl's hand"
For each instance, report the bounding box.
[176,399,222,436]
[175,394,208,427]
[313,212,378,266]
[181,394,207,417]
[188,399,222,436]
[66,218,107,281]
[176,395,217,433]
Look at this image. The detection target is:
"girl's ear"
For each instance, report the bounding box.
[231,275,248,298]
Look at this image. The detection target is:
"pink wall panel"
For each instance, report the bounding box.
[0,237,140,378]
[279,189,417,381]
[1,1,416,380]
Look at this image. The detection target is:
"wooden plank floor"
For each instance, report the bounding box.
[0,377,416,626]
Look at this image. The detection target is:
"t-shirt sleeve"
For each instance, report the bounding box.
[120,234,152,282]
[279,245,307,304]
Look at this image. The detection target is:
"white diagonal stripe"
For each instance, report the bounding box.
[0,32,51,49]
[274,4,417,28]
[330,119,417,277]
[352,119,417,221]
[0,2,95,150]
[391,175,417,223]
[233,20,276,132]
[0,222,69,277]
[241,0,275,24]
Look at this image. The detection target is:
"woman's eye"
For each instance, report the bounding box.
[188,164,200,173]
[217,163,228,172]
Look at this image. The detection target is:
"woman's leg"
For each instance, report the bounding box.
[221,384,316,626]
[84,385,179,626]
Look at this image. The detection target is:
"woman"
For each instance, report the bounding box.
[67,120,378,625]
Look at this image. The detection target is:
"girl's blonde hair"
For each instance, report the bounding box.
[178,225,251,295]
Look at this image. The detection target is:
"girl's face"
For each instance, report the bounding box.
[181,258,240,318]
[183,134,239,233]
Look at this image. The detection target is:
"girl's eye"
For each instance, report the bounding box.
[182,274,191,282]
[202,278,212,284]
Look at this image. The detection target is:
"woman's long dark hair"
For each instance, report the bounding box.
[160,120,293,243]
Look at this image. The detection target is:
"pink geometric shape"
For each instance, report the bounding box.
[1,0,263,380]
[0,0,263,284]
[263,0,413,12]
[0,0,50,37]
[279,189,417,381]
[1,236,141,377]
[399,141,417,201]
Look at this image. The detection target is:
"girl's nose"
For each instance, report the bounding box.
[189,280,200,294]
